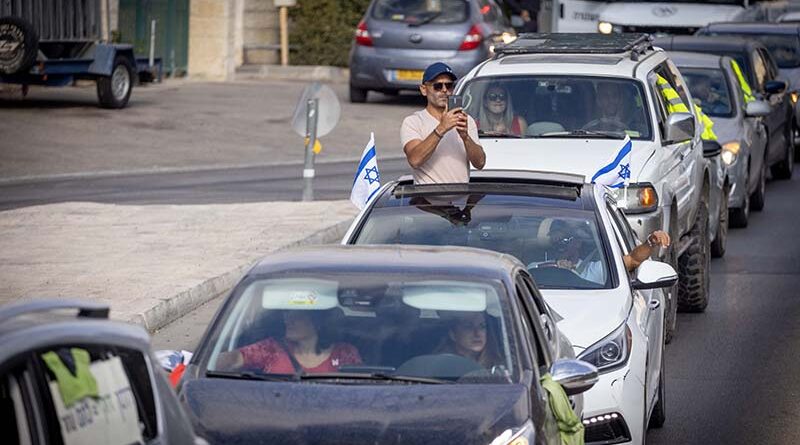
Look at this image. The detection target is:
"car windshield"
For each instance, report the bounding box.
[681,68,735,118]
[354,194,612,289]
[203,273,521,384]
[461,76,652,140]
[372,0,469,24]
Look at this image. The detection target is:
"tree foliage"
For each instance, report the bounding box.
[289,0,371,67]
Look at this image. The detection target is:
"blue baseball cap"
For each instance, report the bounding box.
[422,62,456,84]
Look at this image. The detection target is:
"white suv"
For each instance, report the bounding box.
[456,33,711,342]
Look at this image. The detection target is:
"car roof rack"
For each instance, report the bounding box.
[0,299,110,325]
[495,33,654,61]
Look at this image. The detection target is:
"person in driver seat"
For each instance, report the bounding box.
[435,311,501,369]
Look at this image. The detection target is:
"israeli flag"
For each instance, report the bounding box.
[591,135,632,189]
[350,132,381,209]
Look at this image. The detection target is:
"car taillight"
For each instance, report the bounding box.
[355,20,373,47]
[459,24,482,51]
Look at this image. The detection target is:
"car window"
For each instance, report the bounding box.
[461,75,652,140]
[32,345,159,445]
[372,0,470,24]
[647,71,669,140]
[752,50,768,90]
[1,369,33,445]
[605,201,635,254]
[665,60,694,113]
[680,68,734,118]
[758,36,800,68]
[354,196,613,289]
[514,276,551,373]
[203,273,522,384]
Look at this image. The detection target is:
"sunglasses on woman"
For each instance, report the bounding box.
[430,81,455,92]
[486,92,507,102]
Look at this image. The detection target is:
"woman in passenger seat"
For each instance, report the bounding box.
[435,311,501,369]
[477,84,528,136]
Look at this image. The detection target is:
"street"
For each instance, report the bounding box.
[151,171,800,444]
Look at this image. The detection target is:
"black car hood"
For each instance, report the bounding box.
[181,378,529,445]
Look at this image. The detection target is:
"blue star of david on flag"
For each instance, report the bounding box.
[350,132,381,209]
[591,135,632,189]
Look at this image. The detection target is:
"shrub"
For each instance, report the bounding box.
[289,0,371,67]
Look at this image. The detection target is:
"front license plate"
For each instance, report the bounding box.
[394,69,424,82]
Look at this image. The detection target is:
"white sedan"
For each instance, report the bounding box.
[342,170,678,444]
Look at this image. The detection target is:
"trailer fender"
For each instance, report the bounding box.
[88,44,135,76]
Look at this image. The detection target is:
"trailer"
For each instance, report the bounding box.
[0,0,161,108]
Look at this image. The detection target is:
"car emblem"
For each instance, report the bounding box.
[409,33,423,43]
[652,6,677,17]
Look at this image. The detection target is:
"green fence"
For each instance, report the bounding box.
[118,0,189,76]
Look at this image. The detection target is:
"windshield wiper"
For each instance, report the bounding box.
[537,130,626,140]
[298,372,453,384]
[408,12,442,27]
[478,130,523,139]
[206,370,294,382]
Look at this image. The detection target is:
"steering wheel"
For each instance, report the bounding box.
[527,263,599,288]
[581,117,628,133]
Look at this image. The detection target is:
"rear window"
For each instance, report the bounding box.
[372,0,470,24]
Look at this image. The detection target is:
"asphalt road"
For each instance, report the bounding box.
[0,157,412,210]
[150,172,800,444]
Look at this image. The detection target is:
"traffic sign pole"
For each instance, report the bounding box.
[302,98,319,202]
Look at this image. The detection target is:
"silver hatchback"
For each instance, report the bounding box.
[348,0,514,103]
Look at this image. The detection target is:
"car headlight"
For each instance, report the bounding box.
[488,420,534,445]
[578,324,632,373]
[791,91,798,104]
[598,21,614,34]
[721,141,740,166]
[611,183,659,214]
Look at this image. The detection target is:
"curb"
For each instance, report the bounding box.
[234,65,349,83]
[128,217,353,333]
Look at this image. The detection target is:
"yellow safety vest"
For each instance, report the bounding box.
[694,104,718,141]
[41,348,99,407]
[730,59,755,103]
[656,75,690,114]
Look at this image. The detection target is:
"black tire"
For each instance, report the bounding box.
[710,184,729,258]
[678,201,710,313]
[349,85,368,103]
[0,16,39,75]
[648,355,666,429]
[663,215,679,344]
[97,56,134,109]
[771,125,794,179]
[750,158,767,212]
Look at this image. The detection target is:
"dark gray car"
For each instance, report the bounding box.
[348,0,514,103]
[0,299,204,445]
[655,35,795,181]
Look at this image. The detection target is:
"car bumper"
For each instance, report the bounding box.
[349,46,488,91]
[582,366,645,445]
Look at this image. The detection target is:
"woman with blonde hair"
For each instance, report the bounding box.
[477,83,527,136]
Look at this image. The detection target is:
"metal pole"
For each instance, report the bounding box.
[302,98,319,202]
[149,19,157,68]
[280,6,289,66]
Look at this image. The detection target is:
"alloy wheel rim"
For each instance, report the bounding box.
[112,65,130,100]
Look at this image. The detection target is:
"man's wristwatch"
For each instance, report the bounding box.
[433,127,444,138]
[646,234,658,247]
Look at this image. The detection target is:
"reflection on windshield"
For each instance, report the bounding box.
[681,68,734,118]
[463,76,652,140]
[205,275,518,384]
[372,0,468,24]
[355,198,611,289]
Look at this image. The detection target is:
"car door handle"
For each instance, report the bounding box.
[649,299,661,310]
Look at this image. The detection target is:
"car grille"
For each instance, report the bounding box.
[583,412,632,445]
[621,25,698,35]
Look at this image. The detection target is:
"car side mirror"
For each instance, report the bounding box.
[764,79,787,95]
[550,359,599,396]
[631,260,678,289]
[745,100,771,117]
[703,139,722,158]
[664,112,695,144]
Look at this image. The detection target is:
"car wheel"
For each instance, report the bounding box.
[678,199,710,313]
[0,16,38,75]
[97,55,134,109]
[349,85,368,103]
[648,355,666,429]
[710,184,729,258]
[750,157,767,212]
[729,165,750,228]
[771,125,794,179]
[663,215,679,344]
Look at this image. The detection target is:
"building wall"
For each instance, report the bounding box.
[243,0,279,65]
[188,0,238,80]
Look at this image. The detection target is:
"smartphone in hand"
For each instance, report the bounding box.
[447,95,463,111]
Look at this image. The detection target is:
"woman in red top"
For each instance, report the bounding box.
[477,84,527,137]
[216,310,361,374]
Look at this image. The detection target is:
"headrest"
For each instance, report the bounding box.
[527,121,565,136]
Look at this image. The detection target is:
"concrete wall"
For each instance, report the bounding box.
[242,0,279,65]
[188,0,238,80]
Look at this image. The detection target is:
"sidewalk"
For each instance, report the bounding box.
[0,200,358,332]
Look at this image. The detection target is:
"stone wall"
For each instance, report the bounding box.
[242,0,279,65]
[188,0,238,80]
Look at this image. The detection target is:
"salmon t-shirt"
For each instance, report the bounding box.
[400,109,480,185]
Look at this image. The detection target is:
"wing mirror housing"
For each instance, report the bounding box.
[550,359,599,396]
[664,112,695,144]
[703,139,722,158]
[764,79,787,95]
[631,260,678,289]
[745,100,771,117]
